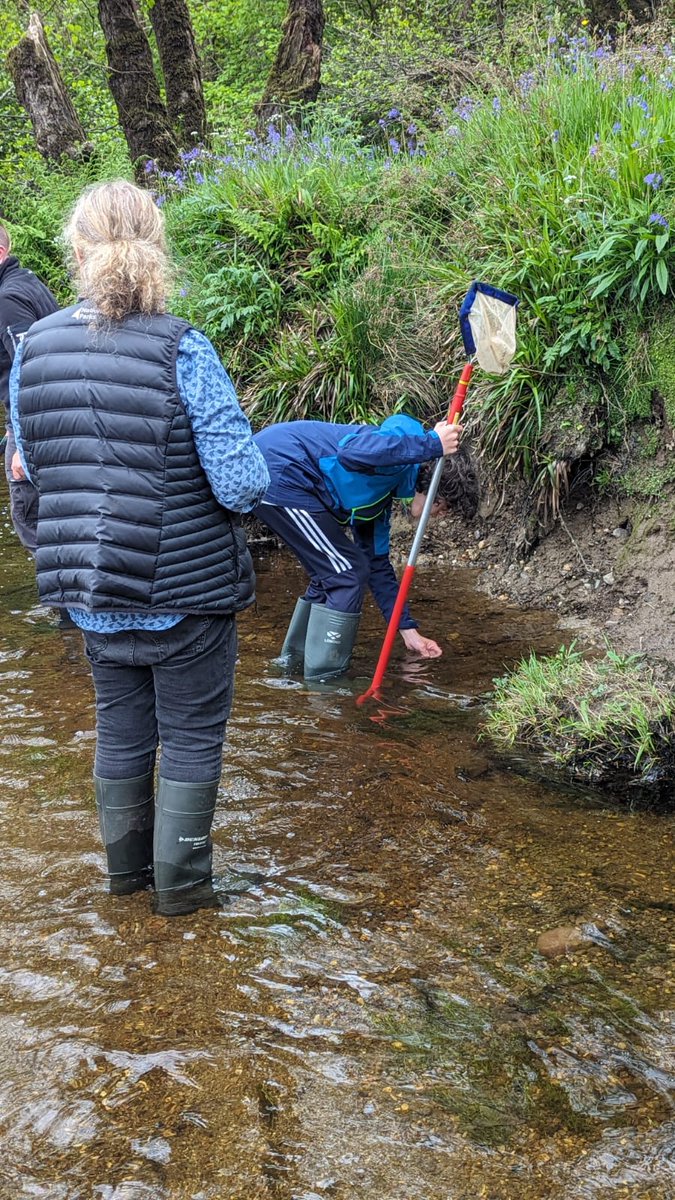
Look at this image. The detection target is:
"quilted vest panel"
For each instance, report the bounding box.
[18,304,255,614]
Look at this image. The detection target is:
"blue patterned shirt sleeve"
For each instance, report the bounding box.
[8,341,31,480]
[176,329,269,511]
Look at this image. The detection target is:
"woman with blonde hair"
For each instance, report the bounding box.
[10,179,269,917]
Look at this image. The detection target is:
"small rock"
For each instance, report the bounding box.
[612,526,629,541]
[602,572,615,586]
[562,562,573,573]
[537,926,587,958]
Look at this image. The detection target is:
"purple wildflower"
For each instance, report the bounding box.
[644,172,664,189]
[455,95,479,121]
[627,95,651,117]
[492,96,501,114]
[589,144,599,157]
[144,159,155,175]
[194,171,205,185]
[388,137,400,154]
[388,108,401,119]
[648,213,669,227]
[612,122,622,134]
[517,71,536,96]
[552,129,560,143]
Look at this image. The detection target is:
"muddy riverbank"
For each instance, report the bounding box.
[389,484,675,665]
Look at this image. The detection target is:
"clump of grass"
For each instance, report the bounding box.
[483,644,675,791]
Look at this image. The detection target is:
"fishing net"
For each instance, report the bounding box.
[459,282,518,374]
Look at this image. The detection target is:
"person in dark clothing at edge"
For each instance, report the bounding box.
[0,222,59,551]
[11,180,270,917]
[253,415,463,681]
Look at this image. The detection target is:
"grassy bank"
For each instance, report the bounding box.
[483,643,675,792]
[3,31,675,513]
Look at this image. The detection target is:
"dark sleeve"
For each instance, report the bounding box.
[337,426,443,474]
[0,292,41,362]
[352,523,418,630]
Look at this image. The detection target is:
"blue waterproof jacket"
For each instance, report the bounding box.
[255,415,442,555]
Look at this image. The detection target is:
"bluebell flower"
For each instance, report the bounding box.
[644,172,664,188]
[492,97,501,114]
[612,122,622,134]
[389,137,400,153]
[144,159,155,175]
[194,171,205,184]
[388,108,401,119]
[552,129,560,143]
[407,123,417,135]
[517,71,536,96]
[155,195,166,207]
[648,213,669,227]
[627,95,651,117]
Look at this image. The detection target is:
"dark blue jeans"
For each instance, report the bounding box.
[83,615,237,783]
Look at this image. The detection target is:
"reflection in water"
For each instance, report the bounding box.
[0,527,673,1199]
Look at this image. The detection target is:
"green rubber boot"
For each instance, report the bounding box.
[94,772,154,896]
[153,777,220,916]
[303,604,361,681]
[272,597,311,673]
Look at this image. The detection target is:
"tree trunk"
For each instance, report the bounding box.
[149,0,207,148]
[257,0,325,126]
[97,0,178,180]
[7,13,93,162]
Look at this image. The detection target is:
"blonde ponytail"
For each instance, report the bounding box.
[64,180,172,321]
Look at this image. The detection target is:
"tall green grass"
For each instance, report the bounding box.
[484,643,675,788]
[165,37,674,495]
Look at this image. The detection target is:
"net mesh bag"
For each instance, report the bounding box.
[467,289,517,375]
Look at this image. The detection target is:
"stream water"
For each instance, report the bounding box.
[0,513,673,1200]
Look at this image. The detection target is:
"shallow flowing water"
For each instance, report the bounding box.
[0,509,673,1200]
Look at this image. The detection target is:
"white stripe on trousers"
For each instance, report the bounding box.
[286,507,353,575]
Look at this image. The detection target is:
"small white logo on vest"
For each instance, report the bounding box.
[326,631,342,643]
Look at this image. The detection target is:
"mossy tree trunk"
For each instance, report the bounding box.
[98,0,178,180]
[256,0,325,126]
[149,0,207,148]
[7,13,93,162]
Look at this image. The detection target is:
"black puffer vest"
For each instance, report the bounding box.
[18,304,255,615]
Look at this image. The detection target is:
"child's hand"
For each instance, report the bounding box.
[433,421,462,456]
[400,628,443,658]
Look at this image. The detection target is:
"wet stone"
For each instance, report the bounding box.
[536,926,588,958]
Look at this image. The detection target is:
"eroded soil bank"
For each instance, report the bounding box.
[391,485,675,665]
